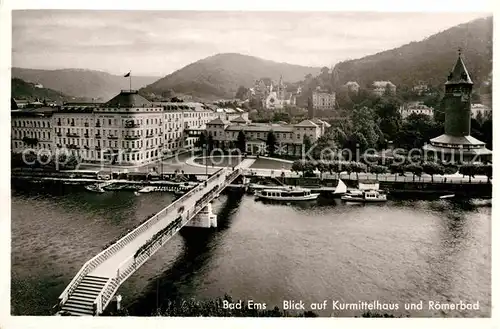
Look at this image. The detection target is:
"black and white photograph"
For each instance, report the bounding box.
[1,1,495,324]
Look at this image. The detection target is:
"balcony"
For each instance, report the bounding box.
[56,132,62,137]
[67,144,79,150]
[124,135,141,140]
[125,123,140,128]
[95,123,101,128]
[66,133,80,138]
[95,134,102,139]
[95,146,101,150]
[57,122,61,126]
[146,134,154,138]
[108,135,119,140]
[70,123,75,127]
[84,133,89,138]
[84,123,89,127]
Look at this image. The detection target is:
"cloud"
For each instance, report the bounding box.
[12,10,489,76]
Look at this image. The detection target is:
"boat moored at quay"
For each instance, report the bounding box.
[255,187,320,201]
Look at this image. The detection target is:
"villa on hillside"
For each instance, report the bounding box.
[400,101,434,119]
[344,81,360,94]
[372,81,396,96]
[205,117,328,156]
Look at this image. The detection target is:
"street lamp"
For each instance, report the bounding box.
[204,145,208,176]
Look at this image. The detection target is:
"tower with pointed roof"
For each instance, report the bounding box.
[444,49,473,137]
[423,51,491,163]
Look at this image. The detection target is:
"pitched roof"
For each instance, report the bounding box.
[207,118,226,125]
[294,120,319,128]
[225,124,294,132]
[312,118,331,128]
[104,90,153,108]
[430,134,485,146]
[230,116,248,123]
[445,53,473,85]
[373,81,395,88]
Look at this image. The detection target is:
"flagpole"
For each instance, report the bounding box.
[129,71,132,91]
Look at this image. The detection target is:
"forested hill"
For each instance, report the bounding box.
[12,68,159,101]
[11,78,69,102]
[140,53,321,101]
[331,16,492,91]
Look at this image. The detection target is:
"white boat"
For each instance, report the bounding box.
[439,194,455,199]
[134,191,141,196]
[248,183,289,191]
[138,186,156,193]
[85,184,105,193]
[333,179,347,195]
[341,189,387,203]
[255,187,320,201]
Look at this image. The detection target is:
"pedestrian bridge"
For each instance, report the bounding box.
[57,159,255,316]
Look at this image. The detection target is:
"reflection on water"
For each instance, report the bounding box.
[11,183,491,317]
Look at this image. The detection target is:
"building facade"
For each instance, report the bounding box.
[400,101,434,119]
[372,81,396,96]
[312,91,336,110]
[471,103,492,120]
[205,118,324,156]
[422,52,492,163]
[11,90,217,166]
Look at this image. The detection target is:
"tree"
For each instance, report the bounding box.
[22,136,39,147]
[237,131,246,153]
[481,164,492,183]
[389,163,405,180]
[272,112,291,123]
[292,160,305,176]
[369,164,388,180]
[315,160,329,179]
[459,163,480,183]
[307,97,314,119]
[196,132,207,148]
[395,113,443,150]
[207,135,214,152]
[422,161,444,183]
[341,161,353,179]
[170,97,183,102]
[266,131,277,156]
[235,86,249,100]
[374,97,402,142]
[303,135,312,155]
[350,161,367,180]
[405,164,423,182]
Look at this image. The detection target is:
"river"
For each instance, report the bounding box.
[11,183,491,317]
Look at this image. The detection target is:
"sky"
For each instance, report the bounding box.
[12,10,490,77]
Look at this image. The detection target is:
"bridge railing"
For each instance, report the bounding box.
[60,168,227,308]
[92,168,229,313]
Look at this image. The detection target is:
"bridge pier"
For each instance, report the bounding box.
[185,202,217,228]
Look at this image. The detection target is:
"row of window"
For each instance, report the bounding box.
[12,141,52,149]
[56,137,163,148]
[12,131,51,140]
[12,120,51,128]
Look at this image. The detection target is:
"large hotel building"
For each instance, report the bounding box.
[11,90,216,166]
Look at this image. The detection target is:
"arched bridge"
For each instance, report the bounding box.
[57,158,255,316]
